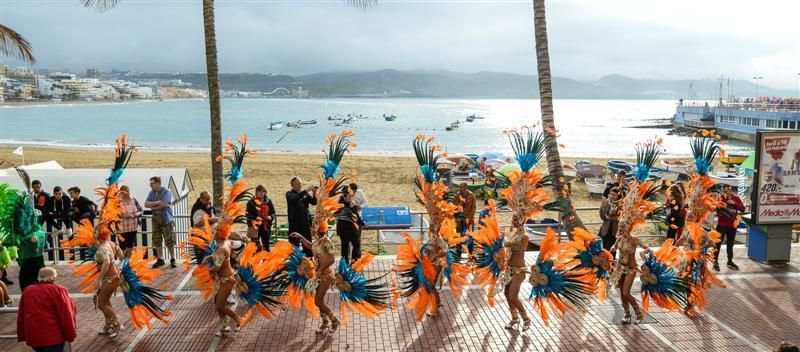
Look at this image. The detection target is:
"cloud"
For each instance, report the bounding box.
[1,0,797,89]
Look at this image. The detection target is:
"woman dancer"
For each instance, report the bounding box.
[204,232,242,336]
[94,232,125,336]
[503,214,531,329]
[289,231,338,332]
[612,231,651,324]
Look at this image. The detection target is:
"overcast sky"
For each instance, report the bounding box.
[2,0,799,89]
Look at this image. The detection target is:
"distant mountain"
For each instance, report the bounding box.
[128,70,794,99]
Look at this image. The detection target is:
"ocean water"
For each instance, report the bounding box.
[0,98,752,157]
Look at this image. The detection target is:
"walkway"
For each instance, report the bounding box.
[2,245,798,351]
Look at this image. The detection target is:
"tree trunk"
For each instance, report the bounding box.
[532,0,585,238]
[203,0,224,209]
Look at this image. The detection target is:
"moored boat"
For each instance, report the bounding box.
[585,177,606,196]
[268,121,285,130]
[299,119,318,125]
[383,114,397,121]
[719,154,748,165]
[607,160,634,175]
[710,172,745,187]
[661,160,693,174]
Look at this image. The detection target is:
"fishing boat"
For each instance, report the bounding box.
[719,154,749,166]
[299,119,318,125]
[661,160,693,174]
[710,172,746,187]
[576,164,607,179]
[287,121,301,128]
[607,160,634,175]
[328,115,343,121]
[649,167,679,181]
[585,177,607,196]
[383,114,397,121]
[562,163,578,181]
[268,121,285,130]
[446,126,458,131]
[451,120,462,128]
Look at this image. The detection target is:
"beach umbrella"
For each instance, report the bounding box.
[479,152,504,161]
[437,158,456,170]
[496,163,521,175]
[740,154,755,171]
[447,154,476,165]
[485,158,507,170]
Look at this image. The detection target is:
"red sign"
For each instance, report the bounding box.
[764,137,790,160]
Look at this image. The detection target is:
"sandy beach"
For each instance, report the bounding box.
[1,145,690,248]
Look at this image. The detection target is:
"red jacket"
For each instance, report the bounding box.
[717,194,745,228]
[17,282,77,347]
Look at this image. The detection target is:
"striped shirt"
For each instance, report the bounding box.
[119,197,141,233]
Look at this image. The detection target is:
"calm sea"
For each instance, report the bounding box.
[0,98,752,157]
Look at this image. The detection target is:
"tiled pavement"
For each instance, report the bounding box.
[2,245,799,351]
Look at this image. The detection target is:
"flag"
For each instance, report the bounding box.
[12,146,23,156]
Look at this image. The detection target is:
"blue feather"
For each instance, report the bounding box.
[107,168,124,186]
[120,257,147,308]
[285,246,312,289]
[516,153,540,174]
[337,257,369,303]
[236,265,262,305]
[635,163,651,182]
[321,160,340,180]
[420,164,437,183]
[476,238,505,278]
[694,157,712,176]
[529,261,567,299]
[225,165,243,185]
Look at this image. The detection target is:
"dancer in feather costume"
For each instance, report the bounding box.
[610,137,663,325]
[560,227,614,301]
[395,134,469,320]
[289,130,359,334]
[0,169,47,292]
[676,129,727,315]
[640,239,691,313]
[61,134,173,337]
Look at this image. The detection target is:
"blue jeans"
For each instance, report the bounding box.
[33,344,64,352]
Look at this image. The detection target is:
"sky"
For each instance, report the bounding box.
[1,0,799,89]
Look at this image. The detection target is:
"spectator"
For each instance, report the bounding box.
[665,184,687,242]
[349,183,369,213]
[17,267,77,352]
[118,185,143,257]
[190,191,218,263]
[31,180,50,225]
[45,186,72,236]
[67,187,96,226]
[337,191,361,264]
[477,199,491,226]
[246,185,276,251]
[715,184,745,271]
[598,187,621,253]
[286,177,317,258]
[483,166,497,199]
[145,176,176,268]
[603,171,628,199]
[480,157,488,175]
[456,182,477,236]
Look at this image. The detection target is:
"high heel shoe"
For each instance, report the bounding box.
[109,322,124,339]
[521,318,531,332]
[505,319,519,330]
[329,317,340,333]
[316,316,330,334]
[621,313,632,325]
[634,309,644,325]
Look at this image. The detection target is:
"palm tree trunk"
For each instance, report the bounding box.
[203,0,224,209]
[533,0,585,238]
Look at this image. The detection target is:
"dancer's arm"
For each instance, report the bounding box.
[289,232,313,250]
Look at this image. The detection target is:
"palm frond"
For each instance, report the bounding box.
[0,24,36,64]
[81,0,121,12]
[542,199,570,213]
[345,0,377,10]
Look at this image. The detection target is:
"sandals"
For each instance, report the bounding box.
[316,316,330,334]
[621,313,632,325]
[329,317,340,333]
[521,319,531,332]
[634,309,644,325]
[505,319,520,330]
[109,324,124,339]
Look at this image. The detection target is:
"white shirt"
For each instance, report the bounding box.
[351,189,369,209]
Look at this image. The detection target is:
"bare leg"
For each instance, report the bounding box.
[97,279,121,337]
[215,281,240,324]
[621,273,642,324]
[168,246,176,262]
[428,266,443,317]
[618,275,631,323]
[315,278,336,332]
[0,281,8,306]
[507,273,530,330]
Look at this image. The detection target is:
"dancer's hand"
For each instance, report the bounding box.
[288,232,302,239]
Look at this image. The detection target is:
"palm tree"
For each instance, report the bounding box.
[85,0,376,208]
[532,0,585,237]
[0,24,36,64]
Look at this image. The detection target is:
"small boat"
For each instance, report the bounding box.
[661,160,693,174]
[650,167,679,181]
[562,164,578,181]
[446,126,457,131]
[328,115,342,121]
[710,172,745,187]
[719,154,748,165]
[451,120,462,128]
[287,121,301,128]
[383,114,397,121]
[576,164,607,179]
[585,177,607,196]
[575,160,593,167]
[607,160,634,175]
[299,119,317,125]
[268,121,285,130]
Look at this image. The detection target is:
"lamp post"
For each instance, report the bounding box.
[753,76,764,97]
[797,73,799,98]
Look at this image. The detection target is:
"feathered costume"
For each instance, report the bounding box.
[395,134,469,320]
[471,199,506,306]
[528,229,595,325]
[335,254,392,325]
[560,227,614,301]
[186,135,288,326]
[640,239,691,313]
[678,130,727,314]
[61,134,173,330]
[0,169,45,273]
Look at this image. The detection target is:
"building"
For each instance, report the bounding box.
[292,86,310,98]
[674,101,800,143]
[85,68,99,78]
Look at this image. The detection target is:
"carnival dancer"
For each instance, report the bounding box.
[675,130,727,315]
[0,169,46,292]
[395,135,470,320]
[61,135,173,337]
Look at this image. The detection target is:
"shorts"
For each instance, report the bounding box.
[119,231,138,250]
[152,222,175,248]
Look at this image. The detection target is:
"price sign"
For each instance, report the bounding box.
[753,131,800,224]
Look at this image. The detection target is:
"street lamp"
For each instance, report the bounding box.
[753,76,764,97]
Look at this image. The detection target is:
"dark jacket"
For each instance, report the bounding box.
[18,282,77,347]
[247,197,276,230]
[666,203,687,239]
[286,189,316,233]
[33,191,50,224]
[71,195,96,223]
[598,198,620,238]
[46,196,72,229]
